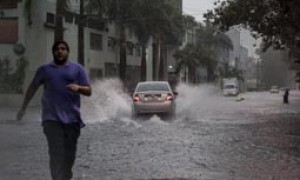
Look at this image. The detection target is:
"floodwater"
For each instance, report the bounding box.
[78,79,300,180]
[1,78,300,180]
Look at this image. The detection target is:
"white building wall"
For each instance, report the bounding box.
[0,0,160,106]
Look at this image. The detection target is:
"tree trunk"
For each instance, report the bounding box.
[189,66,196,83]
[207,65,214,82]
[159,43,168,81]
[54,0,65,41]
[78,0,84,66]
[119,24,127,83]
[154,36,161,81]
[141,45,147,81]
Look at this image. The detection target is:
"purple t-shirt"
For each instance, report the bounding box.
[32,61,90,128]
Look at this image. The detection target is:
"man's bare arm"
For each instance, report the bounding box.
[77,85,92,96]
[66,84,92,96]
[16,84,39,120]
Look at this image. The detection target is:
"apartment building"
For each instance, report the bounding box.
[0,0,143,106]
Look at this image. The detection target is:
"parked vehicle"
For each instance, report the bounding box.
[132,81,177,120]
[270,86,279,93]
[222,78,239,96]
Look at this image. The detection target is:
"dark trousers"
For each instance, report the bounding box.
[43,121,80,180]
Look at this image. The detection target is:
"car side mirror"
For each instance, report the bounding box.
[173,91,178,96]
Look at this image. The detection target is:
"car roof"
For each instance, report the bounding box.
[134,81,171,93]
[137,81,169,85]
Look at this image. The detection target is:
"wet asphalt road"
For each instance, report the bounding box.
[1,88,300,180]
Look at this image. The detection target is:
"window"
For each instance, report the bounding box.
[126,41,134,55]
[46,12,55,24]
[107,37,117,52]
[137,83,170,92]
[0,0,18,9]
[0,19,18,43]
[90,33,102,50]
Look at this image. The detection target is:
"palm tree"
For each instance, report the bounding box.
[137,0,183,81]
[195,21,233,81]
[127,1,151,81]
[54,0,69,41]
[86,0,184,83]
[87,0,140,83]
[174,43,216,83]
[78,0,84,66]
[223,63,244,81]
[173,44,199,82]
[128,0,184,81]
[24,0,32,25]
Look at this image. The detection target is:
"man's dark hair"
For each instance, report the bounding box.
[52,40,70,53]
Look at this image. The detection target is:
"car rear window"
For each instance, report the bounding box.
[136,83,170,92]
[225,85,235,89]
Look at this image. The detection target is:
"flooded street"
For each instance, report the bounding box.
[1,80,300,180]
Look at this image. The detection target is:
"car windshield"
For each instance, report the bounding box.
[136,83,170,92]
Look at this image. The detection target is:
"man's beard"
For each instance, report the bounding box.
[54,57,68,65]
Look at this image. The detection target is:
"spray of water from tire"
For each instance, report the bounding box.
[81,78,222,126]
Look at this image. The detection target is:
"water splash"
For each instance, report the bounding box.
[82,78,132,124]
[175,83,221,122]
[81,80,223,125]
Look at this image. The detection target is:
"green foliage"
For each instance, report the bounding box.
[208,0,300,80]
[0,56,28,94]
[174,42,217,82]
[174,21,233,82]
[173,44,202,73]
[87,0,185,81]
[208,0,300,51]
[222,64,244,81]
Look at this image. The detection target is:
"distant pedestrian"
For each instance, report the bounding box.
[16,41,92,180]
[283,89,289,104]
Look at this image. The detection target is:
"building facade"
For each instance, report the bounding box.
[0,0,184,106]
[0,0,141,106]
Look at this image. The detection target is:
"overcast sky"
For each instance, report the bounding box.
[182,0,216,22]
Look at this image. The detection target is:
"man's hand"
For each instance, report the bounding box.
[66,84,80,92]
[16,109,25,121]
[66,83,92,96]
